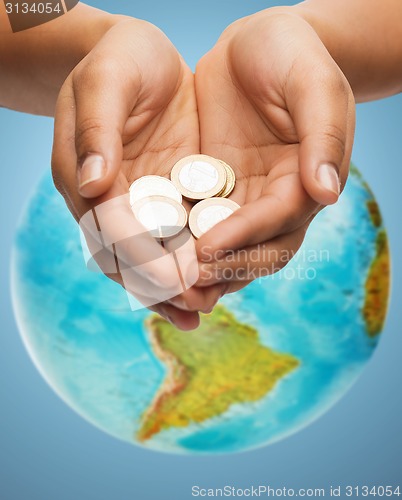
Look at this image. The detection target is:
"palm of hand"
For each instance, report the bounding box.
[54,61,199,218]
[193,22,320,286]
[53,33,223,328]
[197,44,309,208]
[119,66,198,192]
[54,14,354,325]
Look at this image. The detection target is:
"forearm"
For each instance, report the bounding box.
[0,3,121,115]
[293,0,402,102]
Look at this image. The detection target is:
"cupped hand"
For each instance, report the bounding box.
[194,9,355,291]
[52,19,223,330]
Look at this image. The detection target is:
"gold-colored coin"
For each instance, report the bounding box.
[218,160,236,198]
[131,195,188,239]
[171,154,227,201]
[188,198,240,239]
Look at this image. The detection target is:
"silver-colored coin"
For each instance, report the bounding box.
[129,175,182,206]
[171,154,227,200]
[218,160,236,198]
[131,195,188,239]
[189,198,240,239]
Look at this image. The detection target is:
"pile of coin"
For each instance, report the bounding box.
[170,155,235,200]
[129,154,240,240]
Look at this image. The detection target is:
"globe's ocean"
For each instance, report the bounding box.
[11,169,382,454]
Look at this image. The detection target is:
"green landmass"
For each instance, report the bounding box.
[137,305,299,442]
[349,162,361,179]
[351,163,390,337]
[366,199,382,228]
[363,230,390,337]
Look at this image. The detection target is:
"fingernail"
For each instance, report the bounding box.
[79,155,105,191]
[316,163,340,197]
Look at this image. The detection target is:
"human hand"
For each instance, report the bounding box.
[194,8,355,291]
[52,19,223,330]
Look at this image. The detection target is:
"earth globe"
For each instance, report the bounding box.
[11,165,390,455]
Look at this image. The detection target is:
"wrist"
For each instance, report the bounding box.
[255,4,338,60]
[61,9,127,64]
[272,2,371,101]
[289,3,338,63]
[0,5,134,115]
[289,1,402,101]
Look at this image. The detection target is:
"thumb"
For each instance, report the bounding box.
[288,60,355,206]
[73,57,140,199]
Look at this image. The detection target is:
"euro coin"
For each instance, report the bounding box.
[131,195,188,239]
[129,175,182,205]
[188,198,240,239]
[218,160,236,198]
[170,154,227,201]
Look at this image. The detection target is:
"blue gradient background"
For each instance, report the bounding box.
[0,1,401,498]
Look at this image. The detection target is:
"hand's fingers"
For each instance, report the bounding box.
[105,260,225,314]
[148,304,200,331]
[224,280,253,295]
[196,226,307,286]
[52,76,131,222]
[96,270,201,331]
[71,53,141,199]
[81,200,225,313]
[106,260,226,314]
[80,196,190,303]
[190,280,251,301]
[229,14,355,205]
[196,170,316,260]
[52,57,137,203]
[53,19,183,202]
[96,267,202,331]
[285,29,355,205]
[168,283,226,313]
[95,267,201,330]
[107,262,224,315]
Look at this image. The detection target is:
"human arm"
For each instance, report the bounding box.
[195,0,402,291]
[0,2,221,328]
[51,17,225,330]
[0,2,119,115]
[294,0,402,103]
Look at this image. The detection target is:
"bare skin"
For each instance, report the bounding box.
[51,20,222,331]
[194,10,355,289]
[1,1,402,329]
[0,3,117,115]
[194,1,402,289]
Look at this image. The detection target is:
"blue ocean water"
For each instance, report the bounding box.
[11,168,385,454]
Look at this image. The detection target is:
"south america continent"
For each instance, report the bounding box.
[137,305,299,441]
